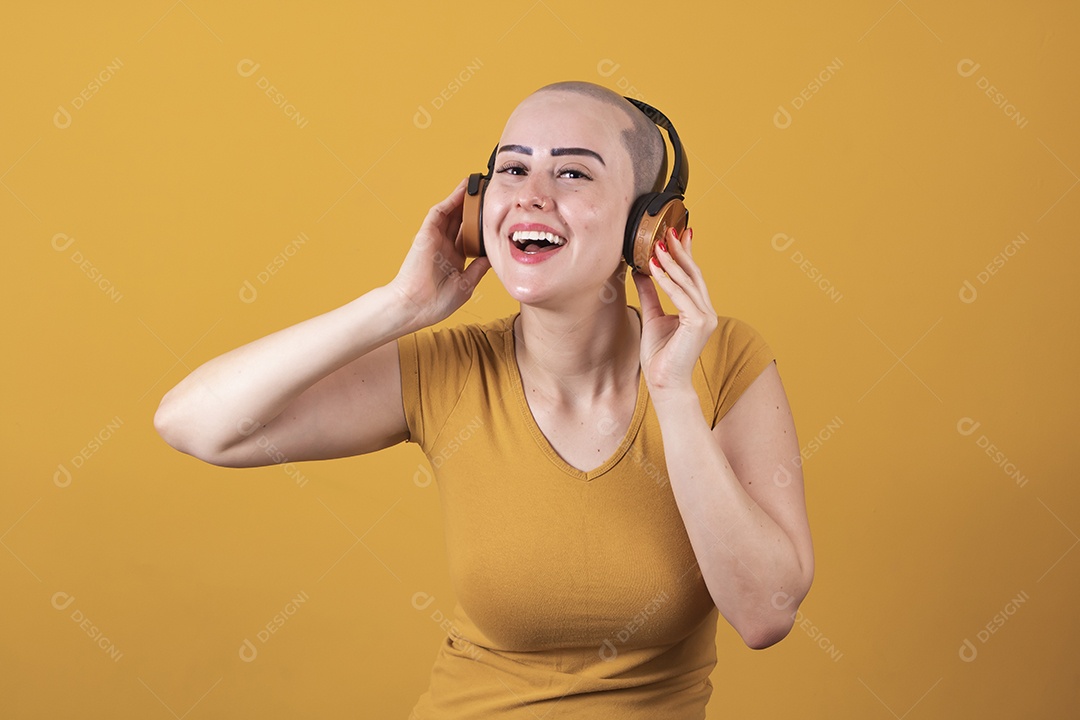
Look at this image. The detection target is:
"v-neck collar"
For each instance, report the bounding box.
[503,307,650,482]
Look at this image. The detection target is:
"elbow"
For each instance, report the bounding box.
[739,572,815,651]
[153,394,224,464]
[153,394,183,451]
[739,616,795,650]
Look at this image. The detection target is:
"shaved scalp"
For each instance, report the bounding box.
[533,81,667,198]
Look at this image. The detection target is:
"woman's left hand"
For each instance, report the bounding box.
[632,226,718,397]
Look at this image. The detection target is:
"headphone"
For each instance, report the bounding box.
[460,97,689,273]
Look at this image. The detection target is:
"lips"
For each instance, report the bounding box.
[507,223,567,263]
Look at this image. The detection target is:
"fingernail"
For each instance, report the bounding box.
[651,256,661,268]
[670,227,679,241]
[657,240,667,253]
[688,227,693,242]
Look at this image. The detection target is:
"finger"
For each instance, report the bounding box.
[654,237,709,313]
[665,227,700,280]
[460,256,491,291]
[424,180,468,235]
[650,250,716,326]
[648,256,696,314]
[676,226,717,313]
[668,226,697,271]
[666,226,712,309]
[631,268,664,323]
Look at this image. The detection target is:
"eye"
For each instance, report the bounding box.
[558,167,592,180]
[495,162,526,176]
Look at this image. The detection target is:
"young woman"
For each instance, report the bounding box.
[155,81,814,718]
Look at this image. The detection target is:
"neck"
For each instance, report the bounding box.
[513,288,640,402]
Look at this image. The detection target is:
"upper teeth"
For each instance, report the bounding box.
[512,230,566,246]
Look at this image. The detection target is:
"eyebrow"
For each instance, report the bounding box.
[497,144,606,166]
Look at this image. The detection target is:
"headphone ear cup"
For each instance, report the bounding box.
[624,193,657,269]
[624,194,688,272]
[461,173,488,257]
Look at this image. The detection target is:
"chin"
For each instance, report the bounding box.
[498,275,563,308]
[487,245,625,311]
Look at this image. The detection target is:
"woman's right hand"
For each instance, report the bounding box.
[388,179,491,331]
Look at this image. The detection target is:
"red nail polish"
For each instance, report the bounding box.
[657,240,667,253]
[651,256,661,268]
[688,227,693,241]
[670,227,678,241]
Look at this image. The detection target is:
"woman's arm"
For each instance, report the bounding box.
[650,363,813,649]
[633,227,813,648]
[154,180,490,467]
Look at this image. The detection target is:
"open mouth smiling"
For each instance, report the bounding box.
[511,229,567,254]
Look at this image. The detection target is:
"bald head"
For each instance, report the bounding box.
[531,81,667,198]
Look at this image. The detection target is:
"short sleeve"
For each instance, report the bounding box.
[698,316,776,428]
[396,332,424,447]
[396,325,478,453]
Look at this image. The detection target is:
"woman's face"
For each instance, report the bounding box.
[481,90,637,309]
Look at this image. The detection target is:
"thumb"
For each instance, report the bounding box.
[459,256,491,292]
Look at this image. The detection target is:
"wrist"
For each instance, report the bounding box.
[647,384,699,414]
[373,283,428,335]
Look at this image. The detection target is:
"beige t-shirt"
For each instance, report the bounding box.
[398,310,775,719]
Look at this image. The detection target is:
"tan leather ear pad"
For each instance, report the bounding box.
[631,198,687,272]
[461,175,487,258]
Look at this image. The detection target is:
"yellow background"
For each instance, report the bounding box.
[4,2,1078,717]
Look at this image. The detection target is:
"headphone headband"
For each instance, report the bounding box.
[624,97,688,198]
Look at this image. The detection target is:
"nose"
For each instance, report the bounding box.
[516,172,554,211]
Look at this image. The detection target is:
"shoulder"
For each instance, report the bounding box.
[405,313,516,359]
[698,315,776,426]
[397,314,517,449]
[699,315,777,375]
[398,313,518,380]
[708,314,770,351]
